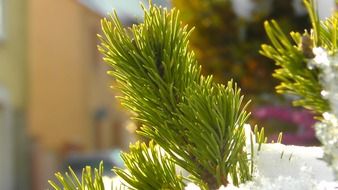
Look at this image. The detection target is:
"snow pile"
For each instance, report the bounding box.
[222,144,338,190]
[308,47,338,176]
[185,183,201,190]
[255,144,334,181]
[221,175,338,190]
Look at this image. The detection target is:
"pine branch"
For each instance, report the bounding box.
[260,0,335,114]
[115,141,185,190]
[99,3,252,188]
[98,4,200,158]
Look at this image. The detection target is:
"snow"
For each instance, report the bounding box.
[103,176,113,190]
[256,144,334,181]
[185,183,201,190]
[222,143,338,190]
[185,144,338,190]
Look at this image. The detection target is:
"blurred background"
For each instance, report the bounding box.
[0,0,336,189]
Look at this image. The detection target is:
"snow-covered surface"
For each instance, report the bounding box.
[221,144,338,190]
[104,175,128,190]
[308,46,338,176]
[185,183,201,190]
[255,144,334,181]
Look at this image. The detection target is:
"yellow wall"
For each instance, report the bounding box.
[28,0,103,151]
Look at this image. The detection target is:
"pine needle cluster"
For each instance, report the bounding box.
[114,141,185,189]
[48,162,105,190]
[260,0,338,115]
[97,3,251,189]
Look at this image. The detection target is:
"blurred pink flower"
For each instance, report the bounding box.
[253,106,317,146]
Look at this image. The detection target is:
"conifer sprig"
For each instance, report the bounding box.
[260,0,338,114]
[99,3,252,188]
[48,162,105,190]
[114,141,185,190]
[99,4,200,157]
[176,79,251,186]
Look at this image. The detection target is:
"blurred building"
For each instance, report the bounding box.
[0,0,28,189]
[28,0,135,189]
[29,0,106,154]
[27,0,170,156]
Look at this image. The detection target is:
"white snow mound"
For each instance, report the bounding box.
[222,143,338,190]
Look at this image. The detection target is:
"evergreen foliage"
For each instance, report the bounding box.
[260,0,337,114]
[114,141,185,190]
[48,162,105,190]
[97,3,252,189]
